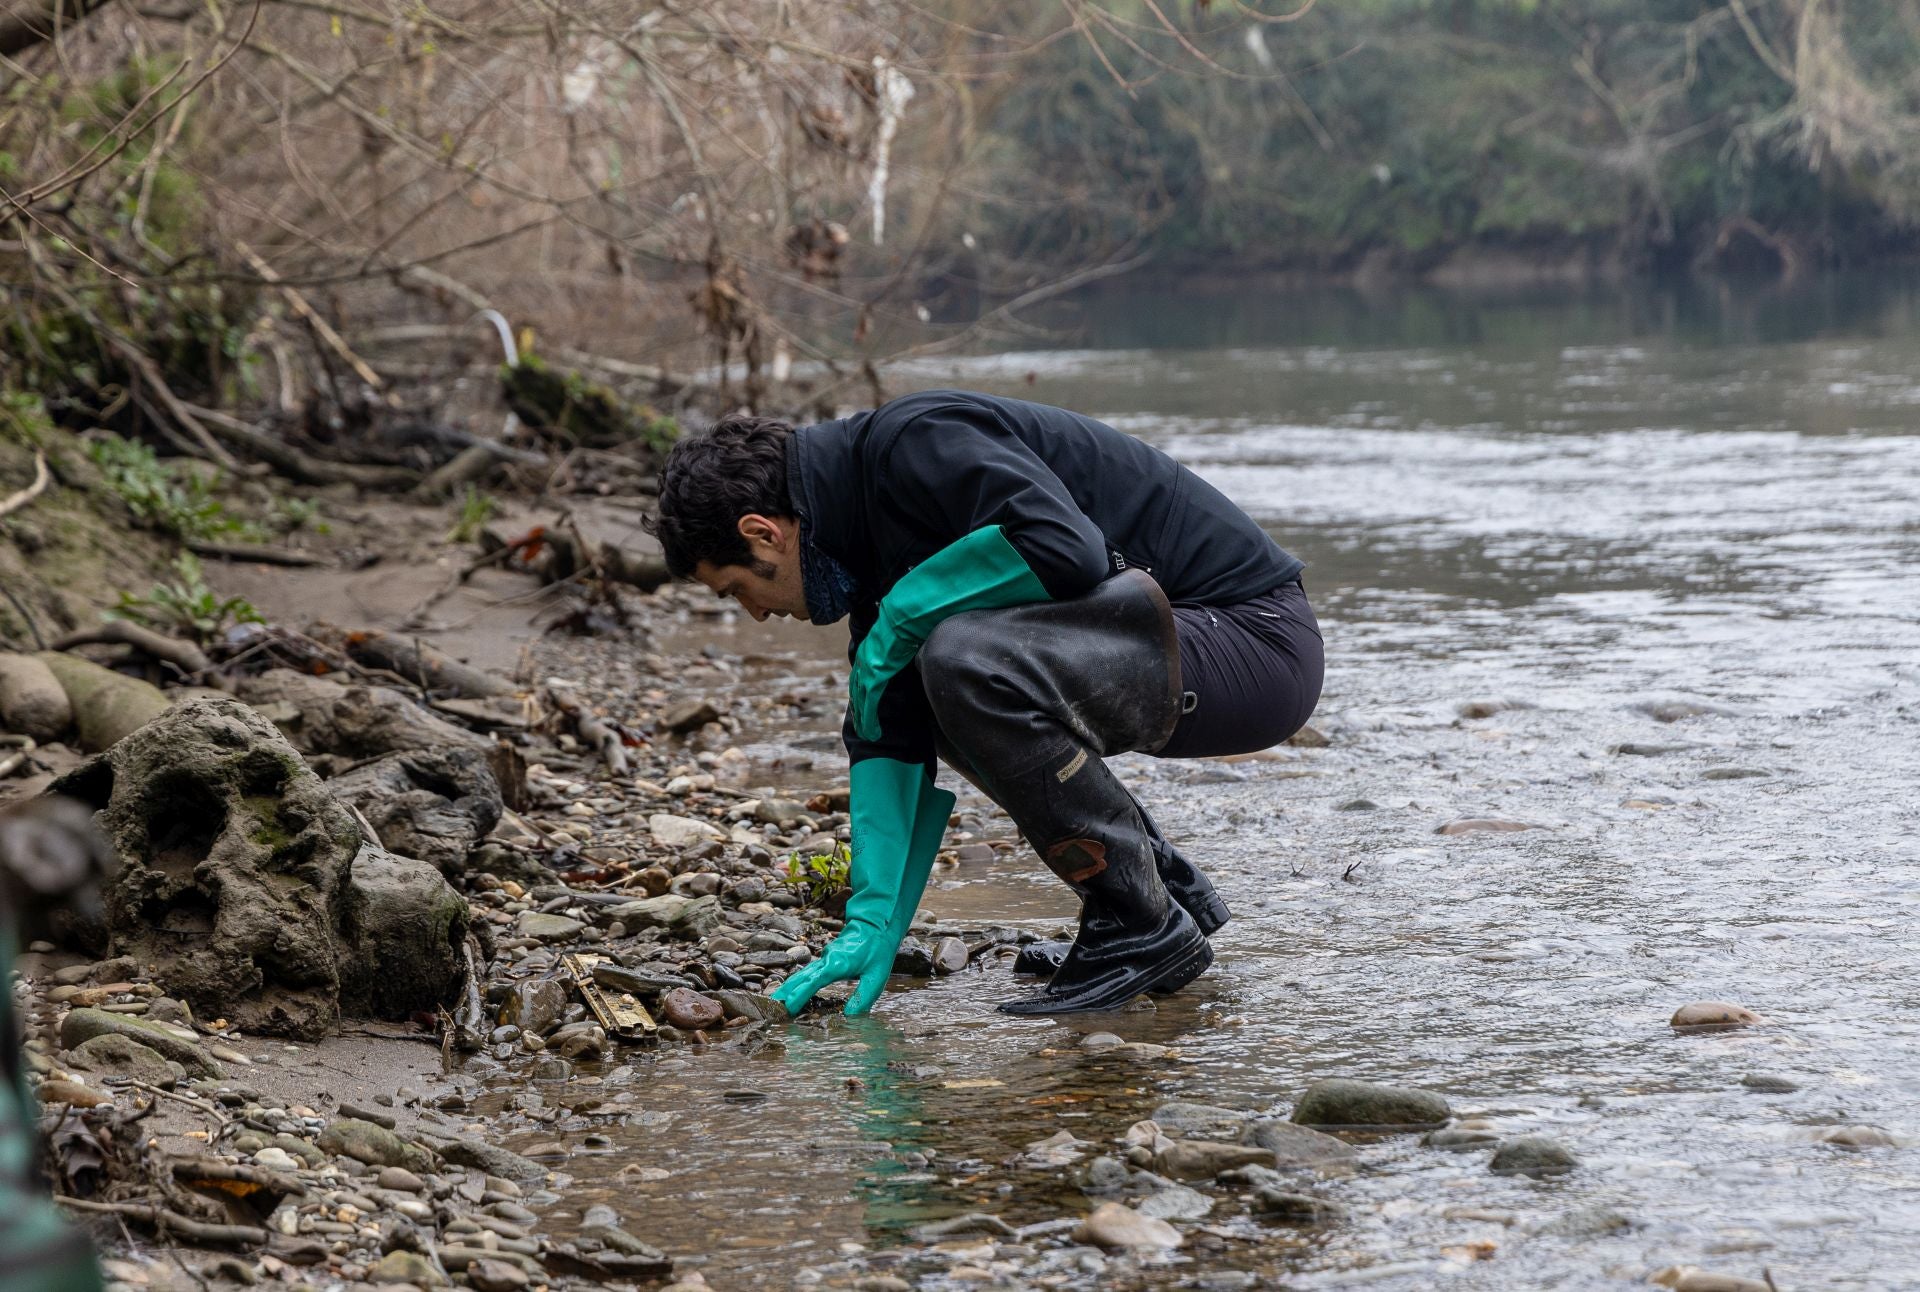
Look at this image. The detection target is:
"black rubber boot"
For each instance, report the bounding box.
[920,571,1212,1014]
[1014,789,1228,976]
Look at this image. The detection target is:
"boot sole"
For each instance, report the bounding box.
[997,935,1214,1016]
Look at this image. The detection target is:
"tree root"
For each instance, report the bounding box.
[54,1195,268,1247]
[0,450,50,520]
[50,622,211,677]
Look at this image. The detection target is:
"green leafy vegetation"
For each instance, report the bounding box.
[111,553,263,642]
[780,842,852,908]
[86,434,250,542]
[446,487,496,544]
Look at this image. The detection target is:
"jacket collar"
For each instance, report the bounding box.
[786,415,877,594]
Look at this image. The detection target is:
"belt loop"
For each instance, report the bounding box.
[1181,690,1199,715]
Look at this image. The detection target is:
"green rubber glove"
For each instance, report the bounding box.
[771,759,955,1018]
[848,525,1050,742]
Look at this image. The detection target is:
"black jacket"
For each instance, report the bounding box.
[786,389,1302,769]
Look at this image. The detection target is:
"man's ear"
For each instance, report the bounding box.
[737,513,792,552]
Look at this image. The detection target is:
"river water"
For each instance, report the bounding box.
[506,276,1920,1290]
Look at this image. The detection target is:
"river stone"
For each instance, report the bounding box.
[515,911,586,942]
[1150,1101,1253,1139]
[58,1008,222,1079]
[1457,699,1529,719]
[338,844,469,1021]
[1650,1268,1771,1292]
[1436,818,1534,835]
[1815,1125,1897,1148]
[0,652,71,740]
[660,988,723,1031]
[1153,1140,1274,1180]
[1671,1001,1763,1030]
[422,1135,545,1182]
[714,989,787,1022]
[67,1033,180,1086]
[1134,1184,1214,1222]
[1243,1119,1359,1167]
[661,699,720,733]
[1641,699,1733,722]
[1423,1126,1501,1150]
[50,698,364,1039]
[34,651,169,751]
[1489,1135,1578,1177]
[466,1258,530,1292]
[604,893,721,938]
[592,962,696,995]
[327,746,503,874]
[369,1249,447,1286]
[319,1117,431,1172]
[1254,1189,1349,1223]
[649,813,726,848]
[931,936,970,975]
[893,937,934,976]
[1073,1201,1183,1250]
[1741,1074,1800,1093]
[1291,1079,1451,1130]
[499,979,569,1035]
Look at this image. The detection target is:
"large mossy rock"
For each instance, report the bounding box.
[1289,1079,1452,1131]
[49,697,468,1038]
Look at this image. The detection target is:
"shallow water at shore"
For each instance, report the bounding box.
[504,279,1920,1289]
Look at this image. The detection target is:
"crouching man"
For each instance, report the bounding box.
[647,390,1322,1016]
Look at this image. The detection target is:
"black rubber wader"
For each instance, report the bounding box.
[920,570,1216,1014]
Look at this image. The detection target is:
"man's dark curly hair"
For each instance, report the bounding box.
[644,414,796,579]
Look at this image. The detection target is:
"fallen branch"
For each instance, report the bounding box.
[545,687,629,776]
[50,621,210,677]
[182,404,418,490]
[186,540,324,567]
[54,1196,267,1247]
[0,451,51,520]
[330,628,516,699]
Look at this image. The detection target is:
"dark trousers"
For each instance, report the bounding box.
[1158,580,1324,759]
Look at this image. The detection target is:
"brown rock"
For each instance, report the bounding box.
[661,699,720,733]
[634,865,673,897]
[1670,1001,1763,1031]
[1436,819,1534,835]
[660,987,723,1031]
[35,1079,111,1108]
[1073,1201,1183,1249]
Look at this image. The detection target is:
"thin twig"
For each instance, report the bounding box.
[0,451,50,520]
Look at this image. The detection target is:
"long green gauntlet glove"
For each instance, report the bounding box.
[771,759,954,1018]
[848,525,1051,742]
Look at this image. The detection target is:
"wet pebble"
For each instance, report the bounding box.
[1435,818,1534,835]
[1072,1201,1183,1250]
[1252,1189,1348,1223]
[1290,1079,1451,1130]
[1153,1140,1274,1180]
[1741,1074,1799,1093]
[1671,1001,1763,1030]
[1814,1125,1897,1149]
[660,987,723,1031]
[1650,1268,1772,1292]
[1488,1135,1578,1177]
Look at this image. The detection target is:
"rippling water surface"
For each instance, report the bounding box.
[506,277,1920,1290]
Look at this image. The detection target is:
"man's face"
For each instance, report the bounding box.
[692,514,810,622]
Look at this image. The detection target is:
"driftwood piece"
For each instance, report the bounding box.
[545,687,629,776]
[540,528,671,594]
[327,629,515,699]
[50,622,211,676]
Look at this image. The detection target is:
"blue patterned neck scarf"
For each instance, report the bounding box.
[800,523,859,625]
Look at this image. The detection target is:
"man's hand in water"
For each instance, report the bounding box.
[769,760,954,1018]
